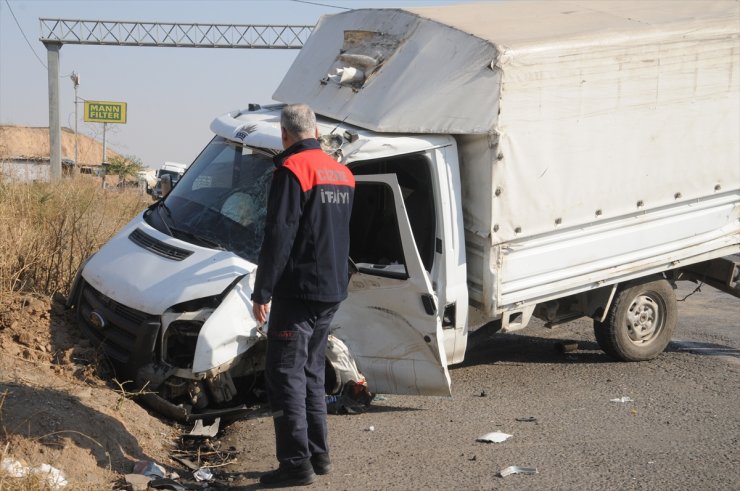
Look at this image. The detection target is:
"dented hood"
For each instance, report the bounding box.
[82,215,253,315]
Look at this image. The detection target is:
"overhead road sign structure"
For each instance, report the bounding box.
[40,18,312,181]
[85,101,127,124]
[39,18,313,49]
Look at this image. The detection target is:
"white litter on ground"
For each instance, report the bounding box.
[610,397,634,403]
[476,431,512,443]
[1,458,68,488]
[499,465,538,477]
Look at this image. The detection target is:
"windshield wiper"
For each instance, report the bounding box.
[169,226,225,250]
[156,200,174,235]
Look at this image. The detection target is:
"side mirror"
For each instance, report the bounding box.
[160,174,172,198]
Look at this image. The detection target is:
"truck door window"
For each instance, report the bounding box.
[350,153,435,272]
[350,182,408,279]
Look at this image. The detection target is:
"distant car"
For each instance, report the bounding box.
[116,180,139,189]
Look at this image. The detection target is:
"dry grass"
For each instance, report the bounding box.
[0,395,57,491]
[0,472,51,491]
[0,177,149,297]
[0,179,153,489]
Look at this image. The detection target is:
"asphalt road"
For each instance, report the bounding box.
[221,283,739,490]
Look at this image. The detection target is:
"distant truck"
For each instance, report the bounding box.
[137,169,157,191]
[70,1,739,421]
[148,161,187,199]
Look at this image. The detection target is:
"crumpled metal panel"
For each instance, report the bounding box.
[273,9,501,134]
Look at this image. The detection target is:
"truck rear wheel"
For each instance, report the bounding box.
[593,278,677,361]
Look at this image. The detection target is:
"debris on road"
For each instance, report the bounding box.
[132,460,166,478]
[515,416,537,422]
[148,478,188,491]
[173,434,238,473]
[557,341,579,353]
[170,455,199,471]
[124,473,151,491]
[188,418,220,438]
[498,466,538,477]
[476,431,512,443]
[326,380,374,414]
[610,397,634,403]
[1,458,68,489]
[479,390,488,397]
[193,467,214,482]
[366,425,375,432]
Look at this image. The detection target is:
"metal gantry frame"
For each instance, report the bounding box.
[39,18,314,179]
[39,18,313,49]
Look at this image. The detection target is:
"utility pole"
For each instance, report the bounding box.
[70,71,80,170]
[101,122,108,189]
[44,41,62,181]
[102,123,107,163]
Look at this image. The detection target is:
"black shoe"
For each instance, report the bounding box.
[260,461,316,488]
[310,453,333,475]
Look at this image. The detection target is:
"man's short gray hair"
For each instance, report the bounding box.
[281,104,317,139]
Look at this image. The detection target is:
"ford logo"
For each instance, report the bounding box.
[89,311,106,329]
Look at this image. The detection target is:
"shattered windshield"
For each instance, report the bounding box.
[144,137,274,263]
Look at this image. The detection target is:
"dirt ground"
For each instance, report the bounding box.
[0,293,179,489]
[0,125,120,166]
[0,283,737,490]
[219,282,738,491]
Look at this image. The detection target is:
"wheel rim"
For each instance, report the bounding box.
[625,293,665,345]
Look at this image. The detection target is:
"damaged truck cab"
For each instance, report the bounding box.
[70,2,739,421]
[71,114,467,420]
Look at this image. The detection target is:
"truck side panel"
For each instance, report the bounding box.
[493,31,739,242]
[499,194,739,309]
[463,23,739,318]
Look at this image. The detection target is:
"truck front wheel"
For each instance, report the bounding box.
[593,278,677,361]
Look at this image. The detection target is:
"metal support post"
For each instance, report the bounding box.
[102,123,107,163]
[71,72,80,170]
[45,42,62,180]
[101,123,108,189]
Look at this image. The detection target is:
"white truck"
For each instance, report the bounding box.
[148,161,188,200]
[69,1,739,421]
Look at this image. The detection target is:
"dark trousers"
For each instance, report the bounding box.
[265,297,340,466]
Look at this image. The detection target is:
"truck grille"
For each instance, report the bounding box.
[77,281,159,372]
[128,228,193,261]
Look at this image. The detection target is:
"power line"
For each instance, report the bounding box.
[3,0,47,69]
[291,0,350,10]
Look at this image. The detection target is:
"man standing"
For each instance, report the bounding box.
[252,104,355,488]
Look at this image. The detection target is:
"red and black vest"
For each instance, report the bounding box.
[252,139,355,304]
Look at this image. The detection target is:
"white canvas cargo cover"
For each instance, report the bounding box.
[275,1,739,135]
[274,1,739,317]
[276,1,739,240]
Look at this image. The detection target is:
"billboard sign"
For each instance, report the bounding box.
[84,100,127,124]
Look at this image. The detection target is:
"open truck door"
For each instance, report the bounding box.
[331,175,451,397]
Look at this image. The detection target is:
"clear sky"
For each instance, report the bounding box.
[0,0,468,168]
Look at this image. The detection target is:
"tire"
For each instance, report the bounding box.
[593,278,677,361]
